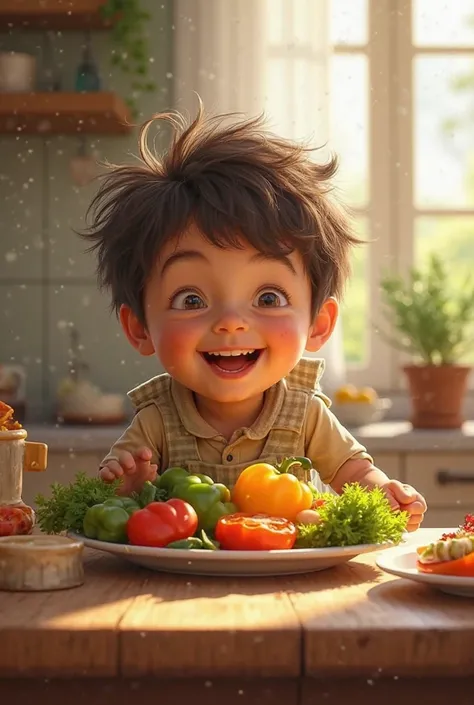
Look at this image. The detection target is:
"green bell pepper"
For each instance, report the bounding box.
[102,497,141,515]
[83,496,140,543]
[156,466,190,492]
[194,473,214,485]
[170,475,237,532]
[213,483,231,503]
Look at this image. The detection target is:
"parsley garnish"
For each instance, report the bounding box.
[35,472,120,534]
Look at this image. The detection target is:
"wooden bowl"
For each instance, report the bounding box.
[0,534,84,591]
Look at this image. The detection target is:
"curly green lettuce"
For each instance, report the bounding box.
[295,483,408,548]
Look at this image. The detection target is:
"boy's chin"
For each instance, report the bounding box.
[188,377,272,405]
[193,388,263,405]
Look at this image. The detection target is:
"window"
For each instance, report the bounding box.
[174,0,474,392]
[330,0,474,390]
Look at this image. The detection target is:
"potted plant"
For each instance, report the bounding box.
[100,0,156,115]
[379,254,474,429]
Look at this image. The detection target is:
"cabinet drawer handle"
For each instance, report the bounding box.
[437,470,474,485]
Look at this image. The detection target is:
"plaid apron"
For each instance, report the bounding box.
[128,357,330,489]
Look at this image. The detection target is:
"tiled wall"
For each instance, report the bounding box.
[0,1,173,421]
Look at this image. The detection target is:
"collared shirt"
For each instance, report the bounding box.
[100,358,372,486]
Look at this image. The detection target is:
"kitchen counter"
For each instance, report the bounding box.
[25,420,474,453]
[1,528,474,705]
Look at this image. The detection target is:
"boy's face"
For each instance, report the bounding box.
[121,226,337,404]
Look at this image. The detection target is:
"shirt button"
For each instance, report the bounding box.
[226,454,233,462]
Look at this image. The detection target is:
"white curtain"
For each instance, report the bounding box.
[173,0,329,136]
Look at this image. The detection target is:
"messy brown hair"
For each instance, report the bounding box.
[81,102,362,325]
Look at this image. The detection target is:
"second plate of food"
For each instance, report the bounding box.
[376,545,474,597]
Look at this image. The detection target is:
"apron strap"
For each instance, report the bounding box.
[128,374,201,466]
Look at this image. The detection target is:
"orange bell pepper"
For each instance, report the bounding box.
[231,457,313,522]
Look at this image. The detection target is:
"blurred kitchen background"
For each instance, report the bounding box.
[2,0,474,524]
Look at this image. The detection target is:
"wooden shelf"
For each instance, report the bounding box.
[0,0,112,31]
[0,92,132,135]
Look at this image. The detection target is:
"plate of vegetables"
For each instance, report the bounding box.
[376,515,474,597]
[35,458,408,577]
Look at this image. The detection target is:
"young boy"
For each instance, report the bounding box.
[83,105,426,531]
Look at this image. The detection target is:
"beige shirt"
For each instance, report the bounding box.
[101,358,372,487]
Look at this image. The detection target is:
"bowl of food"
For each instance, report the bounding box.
[331,385,392,427]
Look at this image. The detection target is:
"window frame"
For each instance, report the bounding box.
[332,0,396,391]
[334,0,474,397]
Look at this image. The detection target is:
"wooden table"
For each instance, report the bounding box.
[1,528,474,705]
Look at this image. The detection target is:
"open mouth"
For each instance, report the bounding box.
[200,349,263,374]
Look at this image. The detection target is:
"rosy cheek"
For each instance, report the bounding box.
[261,317,300,345]
[155,320,201,368]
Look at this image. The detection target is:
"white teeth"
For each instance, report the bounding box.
[207,349,255,357]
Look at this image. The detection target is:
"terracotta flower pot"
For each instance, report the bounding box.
[403,364,471,429]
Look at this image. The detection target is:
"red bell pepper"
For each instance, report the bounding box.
[127,498,198,548]
[215,513,297,551]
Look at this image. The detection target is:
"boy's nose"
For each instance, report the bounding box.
[212,309,249,334]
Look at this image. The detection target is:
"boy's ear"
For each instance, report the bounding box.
[305,297,339,352]
[119,304,155,356]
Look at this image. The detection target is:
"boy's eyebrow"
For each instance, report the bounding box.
[250,252,297,275]
[160,250,207,275]
[160,249,297,276]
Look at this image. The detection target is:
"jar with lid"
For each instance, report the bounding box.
[0,427,48,536]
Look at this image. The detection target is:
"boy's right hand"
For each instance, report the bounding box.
[99,447,158,496]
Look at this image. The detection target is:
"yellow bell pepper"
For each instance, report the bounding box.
[231,457,313,522]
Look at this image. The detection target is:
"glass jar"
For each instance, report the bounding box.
[0,429,48,536]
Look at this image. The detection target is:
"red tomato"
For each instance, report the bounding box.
[215,513,297,551]
[127,499,198,547]
[0,505,34,537]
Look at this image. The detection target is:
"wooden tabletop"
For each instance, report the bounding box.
[1,528,474,683]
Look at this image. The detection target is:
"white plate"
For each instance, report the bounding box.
[377,545,474,597]
[70,533,396,576]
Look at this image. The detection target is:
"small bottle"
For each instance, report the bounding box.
[75,31,101,92]
[40,31,62,91]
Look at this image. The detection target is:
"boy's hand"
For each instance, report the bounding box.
[99,447,158,496]
[381,480,427,532]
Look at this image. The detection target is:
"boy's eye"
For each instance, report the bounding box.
[170,290,207,310]
[254,289,290,308]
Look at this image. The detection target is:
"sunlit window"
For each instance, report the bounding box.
[329,0,474,385]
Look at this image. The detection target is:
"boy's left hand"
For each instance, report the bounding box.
[381,480,427,532]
